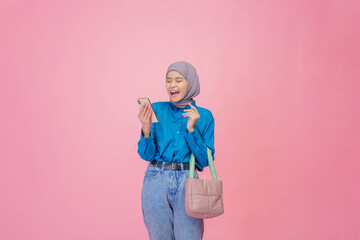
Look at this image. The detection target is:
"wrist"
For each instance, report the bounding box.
[142,128,150,138]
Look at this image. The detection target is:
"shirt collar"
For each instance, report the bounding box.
[169,100,197,112]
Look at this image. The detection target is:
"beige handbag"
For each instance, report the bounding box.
[185,147,224,219]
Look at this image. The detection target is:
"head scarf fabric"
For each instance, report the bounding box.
[166,61,200,108]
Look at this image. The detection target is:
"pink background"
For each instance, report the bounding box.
[1,0,359,239]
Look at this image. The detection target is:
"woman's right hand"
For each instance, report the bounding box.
[138,104,152,138]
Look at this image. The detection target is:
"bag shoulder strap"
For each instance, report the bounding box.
[189,147,218,180]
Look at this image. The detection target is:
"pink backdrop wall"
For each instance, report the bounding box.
[1,0,359,239]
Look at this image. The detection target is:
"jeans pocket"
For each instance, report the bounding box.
[144,166,160,180]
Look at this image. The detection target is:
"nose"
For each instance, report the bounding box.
[170,81,177,88]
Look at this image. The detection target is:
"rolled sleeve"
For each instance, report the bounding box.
[137,125,156,161]
[184,113,215,171]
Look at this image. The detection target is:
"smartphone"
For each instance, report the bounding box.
[137,97,159,123]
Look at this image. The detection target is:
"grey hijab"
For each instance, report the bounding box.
[166,61,200,108]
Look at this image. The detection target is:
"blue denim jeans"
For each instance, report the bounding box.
[141,163,204,240]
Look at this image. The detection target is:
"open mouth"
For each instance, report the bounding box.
[170,91,180,97]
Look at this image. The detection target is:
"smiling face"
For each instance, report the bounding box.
[166,70,188,102]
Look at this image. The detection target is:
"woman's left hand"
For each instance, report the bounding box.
[183,103,200,132]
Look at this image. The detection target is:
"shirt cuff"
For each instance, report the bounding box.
[140,128,154,143]
[185,127,202,146]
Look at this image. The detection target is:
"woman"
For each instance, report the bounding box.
[137,61,215,240]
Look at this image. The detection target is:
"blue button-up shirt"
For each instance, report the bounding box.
[137,100,215,171]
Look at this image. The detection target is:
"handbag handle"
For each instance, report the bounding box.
[189,147,218,180]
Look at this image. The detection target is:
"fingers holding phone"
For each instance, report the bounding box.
[137,97,158,138]
[138,104,152,138]
[138,104,152,125]
[137,97,159,123]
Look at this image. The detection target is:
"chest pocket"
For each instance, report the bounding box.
[153,121,168,142]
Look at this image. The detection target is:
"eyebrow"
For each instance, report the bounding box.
[166,77,183,80]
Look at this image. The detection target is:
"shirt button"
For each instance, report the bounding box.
[177,131,179,134]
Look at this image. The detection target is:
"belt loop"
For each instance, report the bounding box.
[161,162,165,172]
[180,163,184,173]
